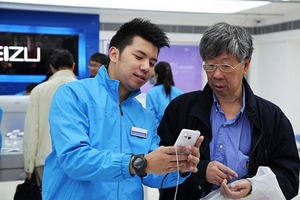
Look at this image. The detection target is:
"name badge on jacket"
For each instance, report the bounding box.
[131,127,148,138]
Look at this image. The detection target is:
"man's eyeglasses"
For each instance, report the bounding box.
[88,64,101,69]
[202,60,245,73]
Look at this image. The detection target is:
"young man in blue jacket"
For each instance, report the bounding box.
[158,22,299,200]
[42,18,203,200]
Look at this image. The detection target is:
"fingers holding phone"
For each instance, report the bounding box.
[174,129,204,173]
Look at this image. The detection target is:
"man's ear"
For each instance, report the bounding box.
[243,58,251,75]
[50,65,56,74]
[108,47,119,63]
[71,62,76,71]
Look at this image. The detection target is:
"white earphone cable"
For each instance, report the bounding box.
[174,146,179,200]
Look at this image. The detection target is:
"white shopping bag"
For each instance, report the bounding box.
[200,166,285,200]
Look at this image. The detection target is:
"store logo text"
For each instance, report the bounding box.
[0,46,41,62]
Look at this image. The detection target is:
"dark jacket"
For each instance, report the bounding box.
[158,78,299,200]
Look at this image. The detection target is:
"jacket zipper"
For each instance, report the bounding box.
[118,102,123,199]
[119,103,124,116]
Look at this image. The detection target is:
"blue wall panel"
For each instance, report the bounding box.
[0,8,99,95]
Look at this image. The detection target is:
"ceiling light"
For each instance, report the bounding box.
[1,0,271,14]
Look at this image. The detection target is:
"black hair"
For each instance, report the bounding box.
[25,83,37,94]
[154,61,174,97]
[89,52,108,66]
[50,48,74,70]
[108,18,169,64]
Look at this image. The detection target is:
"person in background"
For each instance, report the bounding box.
[14,83,38,95]
[88,52,108,77]
[157,22,299,200]
[23,48,77,187]
[146,61,183,127]
[24,83,37,95]
[42,18,203,200]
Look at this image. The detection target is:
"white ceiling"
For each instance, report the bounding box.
[1,1,300,27]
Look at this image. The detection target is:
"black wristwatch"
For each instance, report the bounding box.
[132,154,147,177]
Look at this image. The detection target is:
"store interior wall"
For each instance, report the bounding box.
[100,29,300,135]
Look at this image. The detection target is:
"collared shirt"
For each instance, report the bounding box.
[209,85,252,188]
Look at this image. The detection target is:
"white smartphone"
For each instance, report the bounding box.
[174,129,200,154]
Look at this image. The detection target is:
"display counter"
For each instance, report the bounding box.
[0,138,24,181]
[0,153,24,181]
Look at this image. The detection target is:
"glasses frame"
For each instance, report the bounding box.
[88,64,101,69]
[202,60,245,73]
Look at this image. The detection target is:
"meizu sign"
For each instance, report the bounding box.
[0,46,41,62]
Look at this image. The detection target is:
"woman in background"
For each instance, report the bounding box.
[146,61,184,127]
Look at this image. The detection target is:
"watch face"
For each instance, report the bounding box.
[134,157,145,169]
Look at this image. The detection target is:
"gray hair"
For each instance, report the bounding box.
[199,22,253,62]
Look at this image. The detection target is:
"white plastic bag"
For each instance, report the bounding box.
[200,166,285,200]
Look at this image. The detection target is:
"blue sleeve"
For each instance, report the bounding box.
[49,85,133,182]
[146,92,156,114]
[142,172,191,188]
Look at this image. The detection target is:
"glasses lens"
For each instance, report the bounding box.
[89,65,100,68]
[220,64,233,72]
[203,64,216,71]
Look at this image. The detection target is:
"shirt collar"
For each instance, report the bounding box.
[213,84,246,114]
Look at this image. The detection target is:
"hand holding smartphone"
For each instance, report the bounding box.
[174,129,201,154]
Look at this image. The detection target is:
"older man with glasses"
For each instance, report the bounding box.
[157,22,299,200]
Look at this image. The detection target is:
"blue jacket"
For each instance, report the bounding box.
[146,85,183,127]
[42,67,188,200]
